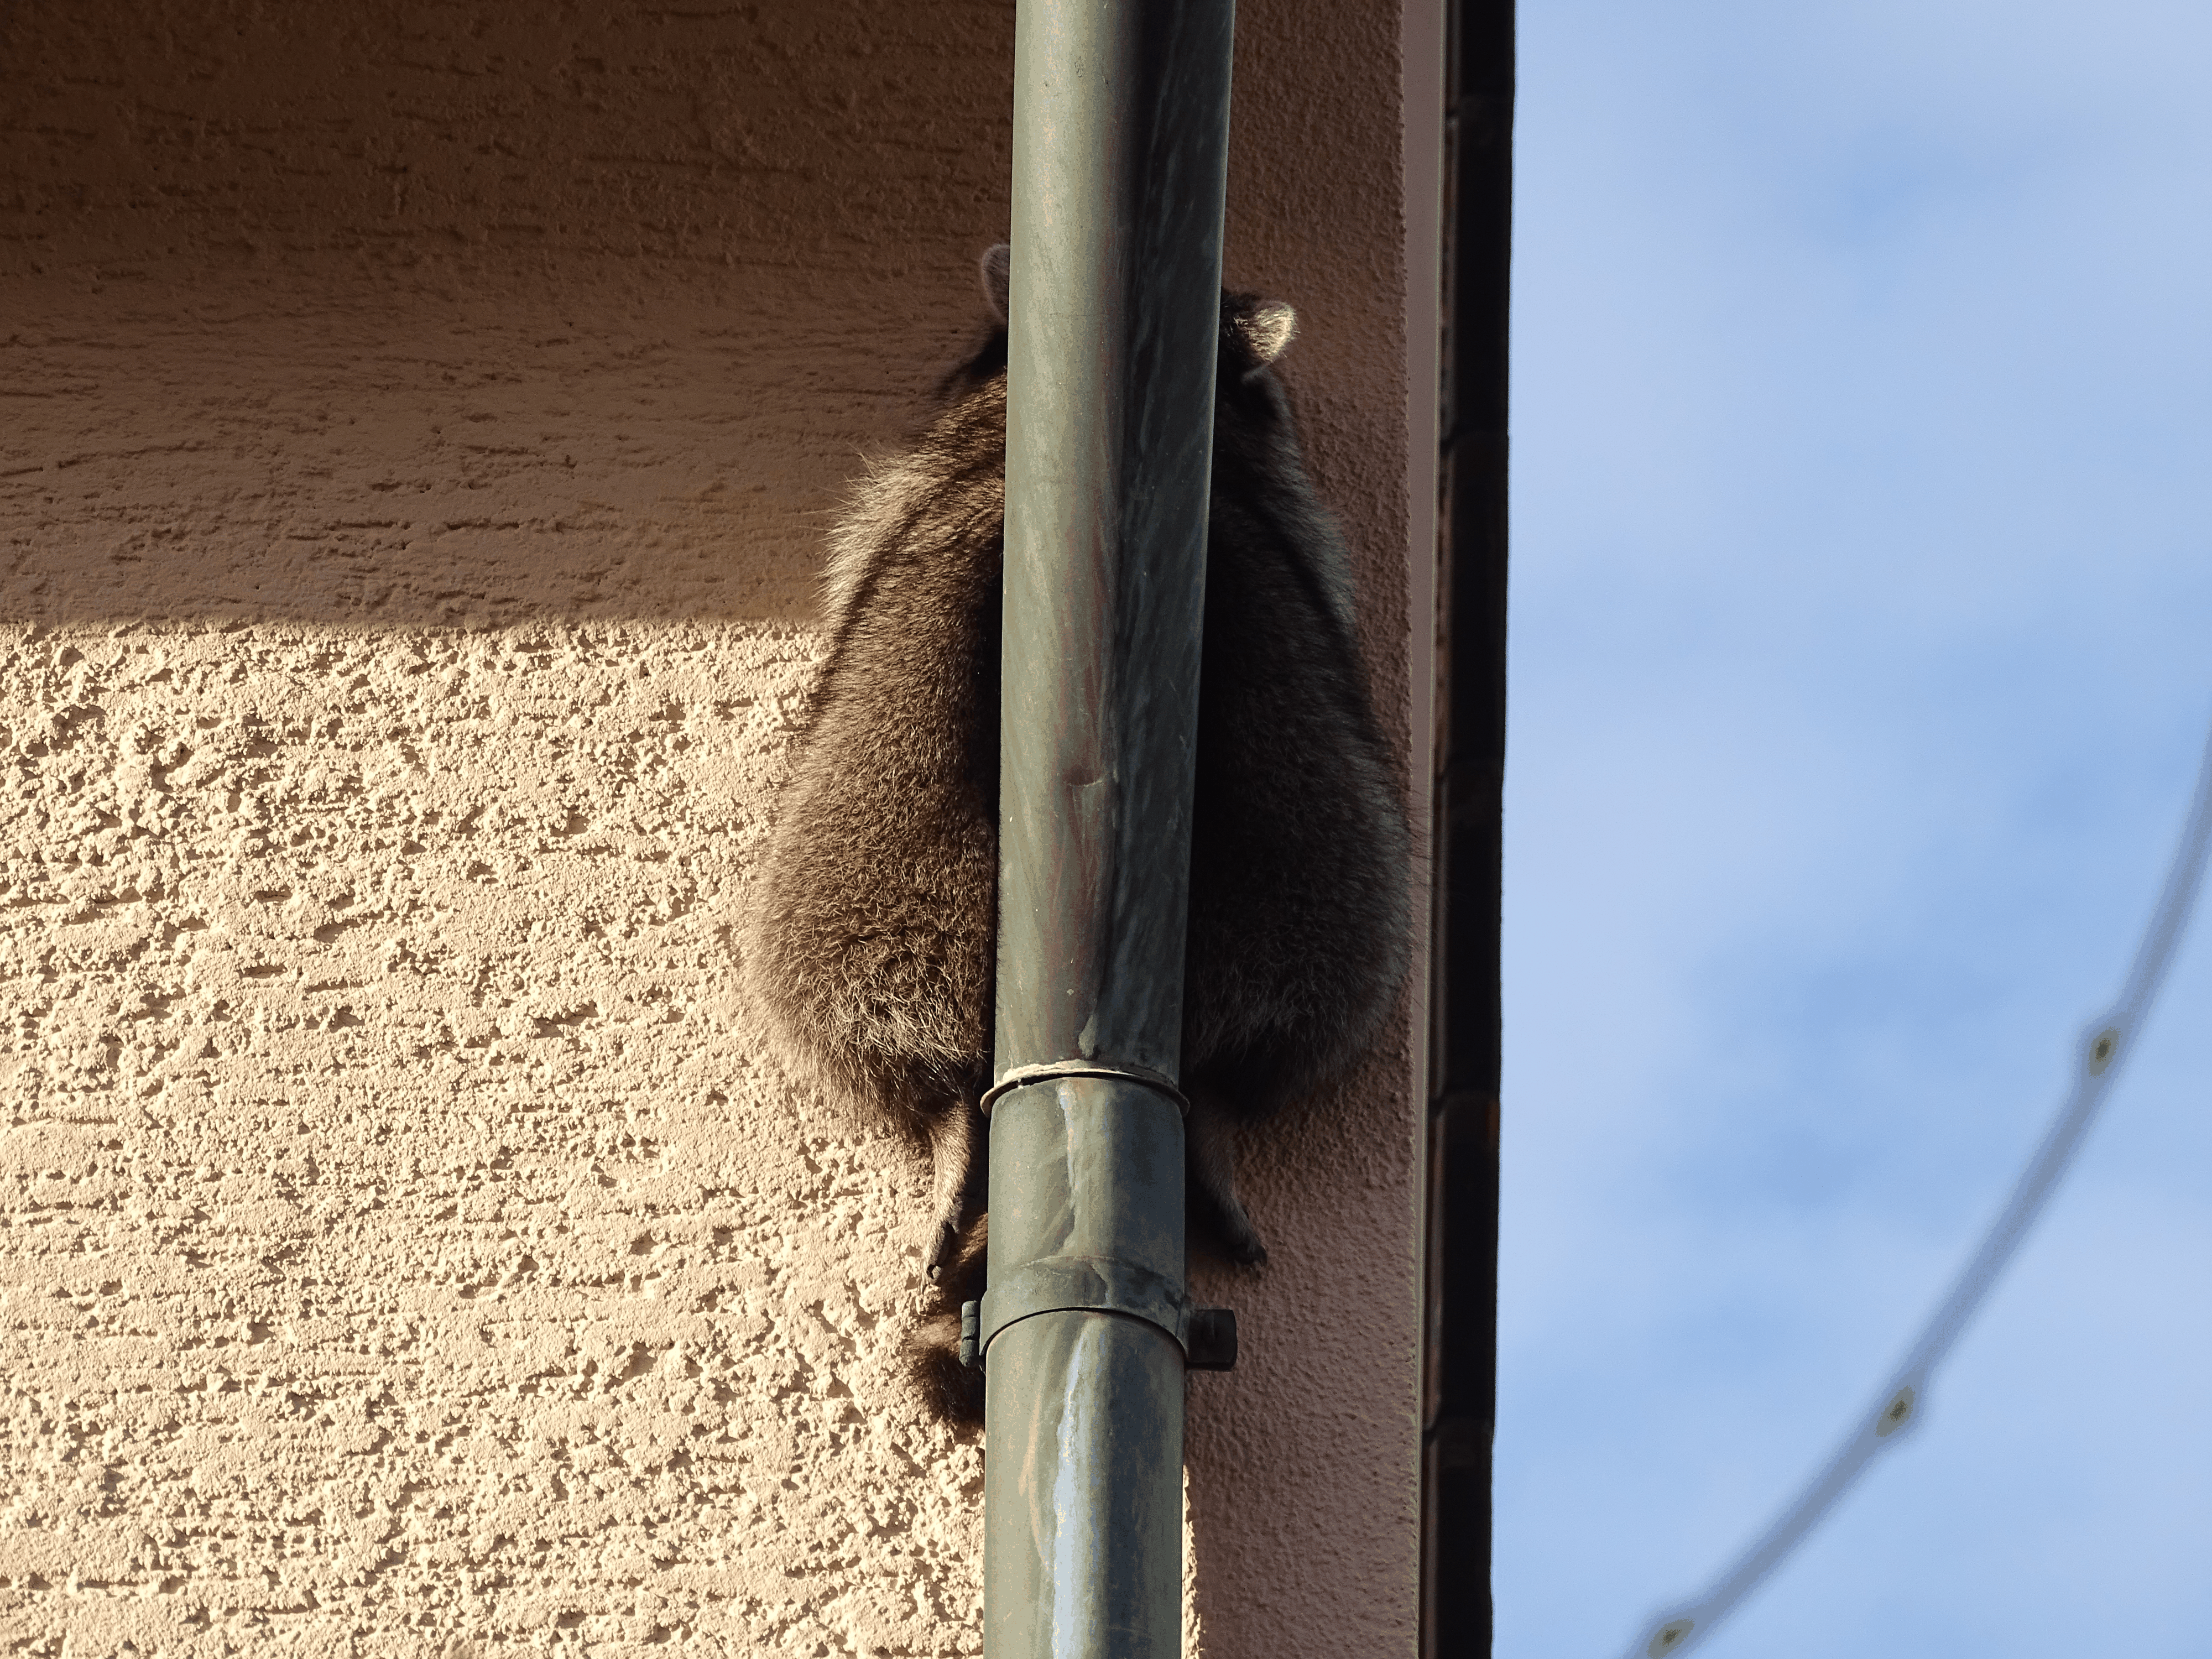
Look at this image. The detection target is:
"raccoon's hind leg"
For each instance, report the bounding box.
[922,1095,988,1282]
[1186,1087,1267,1265]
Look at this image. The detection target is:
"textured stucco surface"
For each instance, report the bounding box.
[1,4,1421,1654]
[0,620,992,1656]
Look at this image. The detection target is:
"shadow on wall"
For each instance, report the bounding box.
[2,0,1022,628]
[1,1,1406,644]
[3,269,948,627]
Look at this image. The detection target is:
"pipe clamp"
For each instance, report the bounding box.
[962,1255,1235,1371]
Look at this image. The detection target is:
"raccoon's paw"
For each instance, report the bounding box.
[924,1214,961,1284]
[922,1099,988,1284]
[1212,1201,1270,1268]
[1185,1088,1267,1266]
[1188,1147,1269,1265]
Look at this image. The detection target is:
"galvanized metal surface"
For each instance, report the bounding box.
[983,1079,1188,1657]
[984,1312,1188,1659]
[992,0,1236,1083]
[986,0,1237,1654]
[980,1079,1191,1360]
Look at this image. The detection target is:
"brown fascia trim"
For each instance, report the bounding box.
[1421,1,1511,1656]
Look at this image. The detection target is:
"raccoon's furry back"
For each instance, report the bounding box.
[744,289,1412,1427]
[745,327,1409,1131]
[1179,354,1413,1117]
[741,372,1007,1130]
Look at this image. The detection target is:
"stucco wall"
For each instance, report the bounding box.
[0,5,1421,1654]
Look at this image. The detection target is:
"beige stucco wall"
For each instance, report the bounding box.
[0,5,1422,1655]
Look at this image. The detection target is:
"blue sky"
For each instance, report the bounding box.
[1500,3,2212,1655]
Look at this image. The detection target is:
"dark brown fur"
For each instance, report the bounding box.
[743,251,1411,1425]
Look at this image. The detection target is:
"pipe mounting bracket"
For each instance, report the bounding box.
[959,1256,1235,1371]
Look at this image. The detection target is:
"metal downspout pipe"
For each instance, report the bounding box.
[976,2,1237,1653]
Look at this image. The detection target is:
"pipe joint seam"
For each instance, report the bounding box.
[962,1256,1237,1371]
[980,1061,1190,1117]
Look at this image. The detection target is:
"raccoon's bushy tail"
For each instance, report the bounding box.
[904,1214,987,1427]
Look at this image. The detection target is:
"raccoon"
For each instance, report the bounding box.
[742,246,1411,1424]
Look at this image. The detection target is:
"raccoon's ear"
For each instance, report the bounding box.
[1235,299,1297,368]
[980,244,1011,325]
